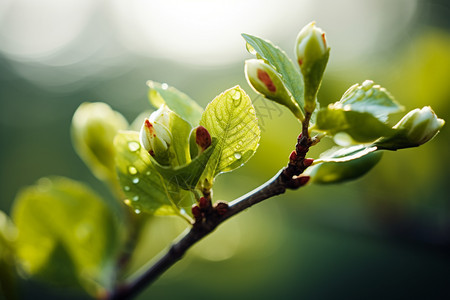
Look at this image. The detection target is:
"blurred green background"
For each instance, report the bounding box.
[1,0,450,299]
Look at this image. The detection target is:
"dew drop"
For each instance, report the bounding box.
[124,199,131,206]
[234,152,242,159]
[134,208,141,214]
[161,83,169,90]
[128,166,138,175]
[132,195,139,201]
[132,177,140,184]
[124,186,131,191]
[231,90,241,100]
[361,80,374,91]
[128,141,140,152]
[146,171,151,176]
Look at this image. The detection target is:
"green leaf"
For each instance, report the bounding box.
[150,138,218,190]
[200,86,260,181]
[1,211,18,300]
[71,102,128,186]
[242,34,305,114]
[315,108,395,143]
[114,131,195,217]
[11,177,121,295]
[147,81,204,126]
[306,145,383,184]
[337,80,404,121]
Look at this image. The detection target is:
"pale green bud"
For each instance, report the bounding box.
[376,106,445,150]
[295,21,330,113]
[139,105,174,165]
[245,59,304,119]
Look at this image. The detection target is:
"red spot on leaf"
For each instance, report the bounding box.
[257,69,276,93]
[149,150,155,156]
[144,119,155,134]
[298,58,303,66]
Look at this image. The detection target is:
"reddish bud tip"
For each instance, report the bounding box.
[215,201,229,216]
[195,126,212,151]
[289,150,298,162]
[298,176,310,186]
[191,205,202,219]
[257,69,277,93]
[303,158,314,167]
[198,197,211,209]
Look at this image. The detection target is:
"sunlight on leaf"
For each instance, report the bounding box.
[200,86,260,181]
[114,131,195,217]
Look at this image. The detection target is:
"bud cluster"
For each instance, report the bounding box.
[139,105,212,166]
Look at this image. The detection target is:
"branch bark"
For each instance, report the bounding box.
[109,167,308,300]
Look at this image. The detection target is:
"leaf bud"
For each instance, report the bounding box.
[376,106,445,150]
[139,119,172,165]
[295,21,330,113]
[245,59,304,120]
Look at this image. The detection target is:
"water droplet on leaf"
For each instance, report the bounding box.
[124,186,130,191]
[234,152,242,159]
[128,166,138,175]
[132,195,139,201]
[134,208,141,214]
[128,141,140,152]
[161,83,169,90]
[132,177,140,184]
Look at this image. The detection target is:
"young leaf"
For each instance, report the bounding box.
[314,81,405,143]
[71,102,128,185]
[114,131,195,216]
[337,80,404,121]
[305,146,383,184]
[315,108,395,143]
[200,86,260,181]
[147,81,204,126]
[11,177,121,296]
[242,34,305,115]
[149,138,218,190]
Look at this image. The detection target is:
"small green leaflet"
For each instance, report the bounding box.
[147,81,204,126]
[315,81,403,143]
[242,34,305,114]
[305,145,383,184]
[114,131,195,217]
[200,86,260,181]
[337,80,404,121]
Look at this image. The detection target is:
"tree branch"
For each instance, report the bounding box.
[109,167,308,300]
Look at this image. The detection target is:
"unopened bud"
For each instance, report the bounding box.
[214,201,229,216]
[139,119,172,165]
[303,158,314,167]
[245,59,304,120]
[198,197,211,210]
[195,126,212,151]
[191,205,202,222]
[295,22,330,113]
[376,106,445,150]
[289,150,298,163]
[286,176,310,189]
